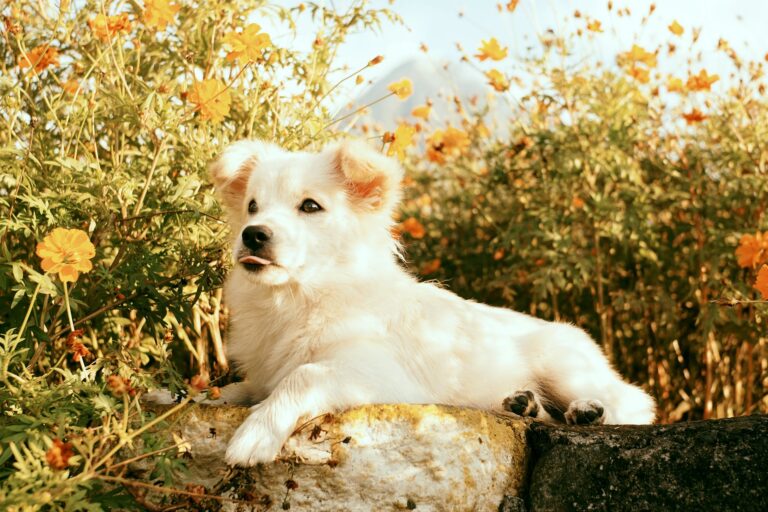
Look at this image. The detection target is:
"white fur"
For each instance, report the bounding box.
[210,139,656,466]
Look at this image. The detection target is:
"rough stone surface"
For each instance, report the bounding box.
[137,404,529,511]
[526,415,768,512]
[133,405,767,511]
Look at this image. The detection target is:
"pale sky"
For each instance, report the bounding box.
[269,0,768,106]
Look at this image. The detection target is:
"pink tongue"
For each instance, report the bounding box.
[239,255,272,265]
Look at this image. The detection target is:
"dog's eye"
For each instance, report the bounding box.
[247,199,258,214]
[299,198,323,214]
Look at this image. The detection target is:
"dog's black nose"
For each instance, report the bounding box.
[242,225,273,251]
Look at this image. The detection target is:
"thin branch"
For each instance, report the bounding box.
[95,475,264,507]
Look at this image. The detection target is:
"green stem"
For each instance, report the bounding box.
[63,281,75,332]
[15,281,42,344]
[91,397,192,471]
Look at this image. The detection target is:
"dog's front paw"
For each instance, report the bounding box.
[225,413,284,466]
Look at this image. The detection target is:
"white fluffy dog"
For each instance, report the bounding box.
[210,139,656,467]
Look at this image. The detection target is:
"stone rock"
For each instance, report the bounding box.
[526,415,768,512]
[131,405,767,511]
[136,404,529,511]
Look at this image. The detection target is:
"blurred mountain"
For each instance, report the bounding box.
[340,56,512,129]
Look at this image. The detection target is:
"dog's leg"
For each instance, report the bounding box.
[225,345,430,466]
[520,324,656,425]
[225,363,337,466]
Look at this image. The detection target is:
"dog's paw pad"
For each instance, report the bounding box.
[565,399,605,425]
[502,390,539,418]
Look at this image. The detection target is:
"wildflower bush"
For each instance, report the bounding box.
[1,0,767,509]
[0,0,395,508]
[393,3,768,423]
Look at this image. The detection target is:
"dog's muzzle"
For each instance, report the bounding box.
[239,225,274,271]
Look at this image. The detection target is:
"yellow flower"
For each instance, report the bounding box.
[18,46,59,72]
[476,37,508,61]
[143,0,180,31]
[666,76,684,93]
[755,265,768,299]
[668,20,684,36]
[88,13,132,41]
[36,228,96,283]
[387,78,413,100]
[485,69,509,92]
[400,217,426,239]
[188,79,231,124]
[426,126,470,164]
[386,124,416,161]
[411,104,431,120]
[619,44,657,68]
[686,69,719,92]
[626,66,650,83]
[736,231,768,268]
[586,20,603,33]
[222,24,272,62]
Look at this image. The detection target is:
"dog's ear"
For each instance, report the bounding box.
[328,139,403,213]
[209,140,280,209]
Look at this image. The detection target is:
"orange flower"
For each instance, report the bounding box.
[485,69,509,92]
[88,13,132,41]
[107,375,135,397]
[619,44,657,68]
[420,258,441,275]
[735,231,768,268]
[18,46,59,72]
[143,0,180,31]
[46,439,74,470]
[668,20,684,36]
[506,0,519,12]
[189,374,209,392]
[755,265,768,299]
[572,196,585,209]
[36,228,96,283]
[411,104,431,120]
[586,20,603,33]
[66,329,91,362]
[222,24,272,62]
[682,108,707,125]
[493,249,505,261]
[666,76,684,93]
[188,79,231,123]
[686,69,719,92]
[426,126,470,164]
[62,78,80,94]
[387,78,413,100]
[401,218,426,239]
[626,66,650,83]
[476,37,508,61]
[387,124,416,162]
[368,55,384,66]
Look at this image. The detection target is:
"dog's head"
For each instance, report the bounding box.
[210,139,403,287]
